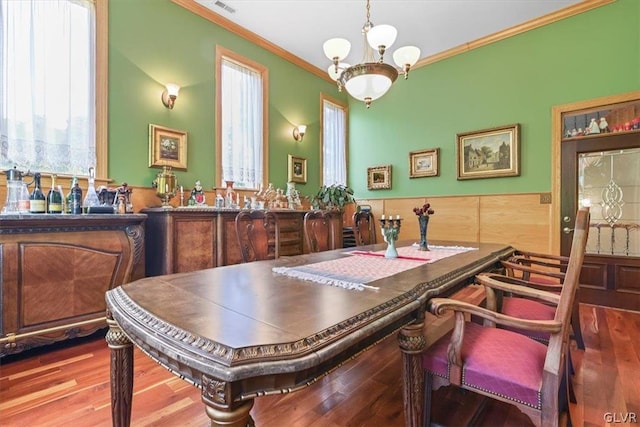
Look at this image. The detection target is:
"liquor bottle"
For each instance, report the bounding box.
[29,172,46,213]
[46,175,63,214]
[68,176,83,214]
[82,166,100,212]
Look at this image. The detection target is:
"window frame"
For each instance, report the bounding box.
[0,0,108,180]
[320,93,349,186]
[95,0,108,180]
[215,45,269,190]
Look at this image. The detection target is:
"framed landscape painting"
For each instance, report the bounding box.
[367,165,392,190]
[409,148,439,178]
[456,123,520,180]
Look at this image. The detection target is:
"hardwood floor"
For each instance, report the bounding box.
[1,304,639,427]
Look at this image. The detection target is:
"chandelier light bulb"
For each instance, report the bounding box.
[366,24,397,56]
[393,46,421,78]
[323,38,351,62]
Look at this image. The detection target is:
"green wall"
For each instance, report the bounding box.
[108,0,639,200]
[349,0,640,198]
[108,0,343,195]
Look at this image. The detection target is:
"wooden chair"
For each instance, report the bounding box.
[352,210,376,246]
[304,210,338,253]
[235,210,279,263]
[421,207,590,427]
[499,250,585,350]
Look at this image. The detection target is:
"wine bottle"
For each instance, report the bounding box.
[68,176,83,214]
[46,175,63,214]
[29,172,46,214]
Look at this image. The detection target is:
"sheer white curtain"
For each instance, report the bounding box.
[0,0,95,176]
[220,59,263,189]
[322,99,347,186]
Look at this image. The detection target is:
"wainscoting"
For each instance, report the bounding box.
[357,192,554,254]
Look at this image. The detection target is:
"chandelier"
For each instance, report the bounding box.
[322,0,420,108]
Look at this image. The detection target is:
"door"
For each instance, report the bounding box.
[560,109,640,311]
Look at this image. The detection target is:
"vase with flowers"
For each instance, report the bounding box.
[413,202,435,251]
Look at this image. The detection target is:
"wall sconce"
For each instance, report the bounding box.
[161,83,180,109]
[293,125,306,142]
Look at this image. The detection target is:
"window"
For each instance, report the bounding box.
[320,94,348,186]
[215,46,268,189]
[0,0,107,178]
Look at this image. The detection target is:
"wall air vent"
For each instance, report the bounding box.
[214,0,236,14]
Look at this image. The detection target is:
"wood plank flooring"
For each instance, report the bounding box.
[1,304,639,427]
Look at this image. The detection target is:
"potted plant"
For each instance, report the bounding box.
[309,184,355,211]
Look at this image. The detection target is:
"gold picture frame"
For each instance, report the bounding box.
[409,148,439,178]
[456,123,520,180]
[288,154,307,184]
[149,124,188,170]
[367,165,392,190]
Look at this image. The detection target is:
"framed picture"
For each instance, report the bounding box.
[149,124,188,170]
[288,154,307,184]
[456,123,520,180]
[409,148,439,178]
[367,165,392,190]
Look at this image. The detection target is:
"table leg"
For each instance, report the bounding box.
[106,312,134,427]
[202,375,254,427]
[398,320,426,427]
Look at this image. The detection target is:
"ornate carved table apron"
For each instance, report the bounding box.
[105,241,513,426]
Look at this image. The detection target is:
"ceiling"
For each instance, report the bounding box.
[193,0,584,74]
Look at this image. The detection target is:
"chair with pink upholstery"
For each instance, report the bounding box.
[420,207,590,426]
[235,210,279,263]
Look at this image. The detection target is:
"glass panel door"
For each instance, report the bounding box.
[578,148,640,256]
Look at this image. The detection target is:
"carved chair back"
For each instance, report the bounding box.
[352,210,376,246]
[304,210,338,253]
[235,210,279,263]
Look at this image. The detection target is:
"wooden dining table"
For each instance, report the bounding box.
[105,240,513,426]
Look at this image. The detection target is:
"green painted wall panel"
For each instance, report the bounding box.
[349,0,640,198]
[107,0,638,201]
[108,0,342,196]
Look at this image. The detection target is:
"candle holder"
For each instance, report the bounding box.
[380,217,401,259]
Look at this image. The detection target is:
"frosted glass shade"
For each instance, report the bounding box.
[323,38,351,61]
[367,24,397,50]
[165,83,180,97]
[393,46,421,67]
[344,74,393,101]
[327,62,350,81]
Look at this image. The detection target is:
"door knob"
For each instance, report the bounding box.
[563,216,572,223]
[563,227,574,234]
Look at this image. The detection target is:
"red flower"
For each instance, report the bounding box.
[413,202,435,216]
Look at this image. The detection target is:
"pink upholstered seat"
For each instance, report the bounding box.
[424,321,548,409]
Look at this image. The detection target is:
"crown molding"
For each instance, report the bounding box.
[172,0,616,81]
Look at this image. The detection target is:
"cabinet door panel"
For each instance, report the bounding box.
[174,218,216,273]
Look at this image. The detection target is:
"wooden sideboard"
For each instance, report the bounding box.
[142,207,343,276]
[0,214,146,356]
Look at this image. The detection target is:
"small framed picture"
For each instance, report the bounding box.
[367,165,392,190]
[409,148,439,178]
[456,123,520,180]
[149,124,188,170]
[288,154,307,184]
